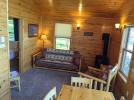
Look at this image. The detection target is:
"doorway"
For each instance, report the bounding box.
[8,18,20,72]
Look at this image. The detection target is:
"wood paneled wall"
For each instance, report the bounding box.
[0,0,10,99]
[33,0,125,18]
[8,0,42,72]
[42,16,116,69]
[112,15,134,100]
[109,30,122,65]
[109,0,134,98]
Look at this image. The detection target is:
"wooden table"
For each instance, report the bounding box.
[57,85,115,100]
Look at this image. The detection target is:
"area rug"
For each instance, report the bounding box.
[11,68,77,100]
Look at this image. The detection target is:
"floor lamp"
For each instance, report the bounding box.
[41,34,47,48]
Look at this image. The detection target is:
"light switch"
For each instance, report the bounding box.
[0,44,6,48]
[0,36,6,48]
[0,36,5,43]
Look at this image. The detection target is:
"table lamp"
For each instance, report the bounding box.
[41,34,47,48]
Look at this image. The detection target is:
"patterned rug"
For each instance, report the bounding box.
[11,68,77,100]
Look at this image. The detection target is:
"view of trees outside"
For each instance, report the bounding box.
[8,19,15,41]
[121,52,132,76]
[127,28,134,51]
[121,27,134,77]
[56,38,70,50]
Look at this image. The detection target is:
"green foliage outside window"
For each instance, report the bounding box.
[8,19,15,41]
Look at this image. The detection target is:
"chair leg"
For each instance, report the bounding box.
[14,77,21,91]
[18,77,21,91]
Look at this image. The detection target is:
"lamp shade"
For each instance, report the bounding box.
[41,35,47,40]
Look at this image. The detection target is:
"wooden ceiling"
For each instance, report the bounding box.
[33,0,125,18]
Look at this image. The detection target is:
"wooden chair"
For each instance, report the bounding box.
[71,77,93,89]
[78,64,118,91]
[120,96,126,100]
[43,87,57,100]
[10,71,21,91]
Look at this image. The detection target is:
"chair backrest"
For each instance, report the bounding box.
[120,96,126,100]
[71,77,93,89]
[78,72,107,91]
[43,87,57,100]
[78,64,118,91]
[106,64,118,91]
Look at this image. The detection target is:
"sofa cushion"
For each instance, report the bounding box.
[35,58,78,71]
[45,54,73,62]
[40,59,71,65]
[85,70,108,81]
[47,48,74,55]
[100,65,113,72]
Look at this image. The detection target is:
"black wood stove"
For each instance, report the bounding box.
[95,33,110,68]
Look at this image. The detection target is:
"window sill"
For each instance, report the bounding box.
[118,72,127,84]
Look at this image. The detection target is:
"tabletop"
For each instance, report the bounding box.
[57,85,115,100]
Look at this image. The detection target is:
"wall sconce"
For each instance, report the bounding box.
[41,34,47,48]
[115,23,121,29]
[77,24,80,30]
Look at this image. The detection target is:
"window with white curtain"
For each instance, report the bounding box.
[55,23,72,50]
[119,26,134,78]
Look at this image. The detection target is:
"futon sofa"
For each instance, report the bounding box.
[32,48,81,72]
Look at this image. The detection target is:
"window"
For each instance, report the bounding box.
[55,23,72,50]
[55,38,70,50]
[8,19,15,41]
[8,18,19,41]
[120,27,134,77]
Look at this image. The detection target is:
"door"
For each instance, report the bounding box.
[8,18,20,72]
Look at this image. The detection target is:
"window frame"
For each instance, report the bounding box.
[55,37,71,50]
[54,23,72,50]
[119,26,134,79]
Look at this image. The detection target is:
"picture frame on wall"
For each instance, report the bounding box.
[84,32,93,36]
[28,24,38,37]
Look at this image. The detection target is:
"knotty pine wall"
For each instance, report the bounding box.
[108,30,122,65]
[110,1,134,99]
[113,15,134,100]
[0,0,10,99]
[8,0,42,72]
[42,16,117,69]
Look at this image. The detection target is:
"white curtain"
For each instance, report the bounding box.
[55,23,72,38]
